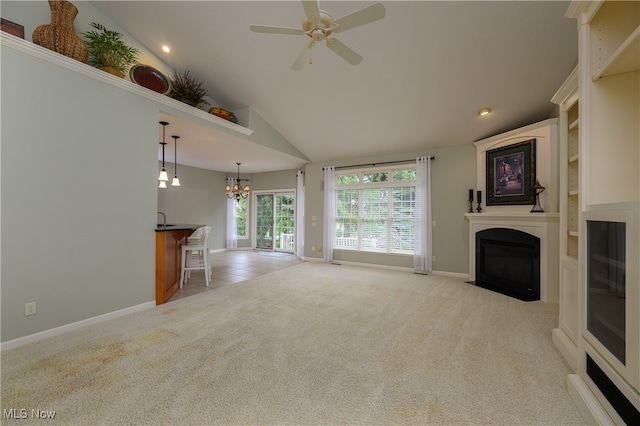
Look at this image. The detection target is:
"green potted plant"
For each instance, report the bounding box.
[168,69,208,107]
[82,22,140,78]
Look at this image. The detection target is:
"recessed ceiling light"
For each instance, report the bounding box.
[162,45,171,53]
[478,108,492,116]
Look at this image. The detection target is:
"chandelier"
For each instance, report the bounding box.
[226,162,250,201]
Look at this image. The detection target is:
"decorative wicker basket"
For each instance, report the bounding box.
[32,0,88,63]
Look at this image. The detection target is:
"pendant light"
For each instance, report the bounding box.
[171,135,181,186]
[158,121,169,186]
[225,162,250,201]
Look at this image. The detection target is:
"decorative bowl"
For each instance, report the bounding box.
[129,64,171,95]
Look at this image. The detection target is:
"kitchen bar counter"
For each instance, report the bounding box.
[155,224,204,304]
[155,224,205,232]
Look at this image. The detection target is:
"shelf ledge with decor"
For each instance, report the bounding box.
[0,32,254,137]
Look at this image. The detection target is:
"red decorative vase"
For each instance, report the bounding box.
[32,0,88,63]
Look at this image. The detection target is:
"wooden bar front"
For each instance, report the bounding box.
[155,227,199,305]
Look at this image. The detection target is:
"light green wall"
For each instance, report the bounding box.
[1,44,159,342]
[250,169,299,191]
[239,108,309,161]
[157,163,227,250]
[302,144,476,274]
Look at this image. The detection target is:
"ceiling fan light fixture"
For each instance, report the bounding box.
[311,29,325,41]
[250,1,385,69]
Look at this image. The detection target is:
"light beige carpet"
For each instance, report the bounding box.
[1,262,585,425]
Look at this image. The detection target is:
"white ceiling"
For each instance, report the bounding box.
[92,1,578,174]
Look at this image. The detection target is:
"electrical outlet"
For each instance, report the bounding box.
[25,301,37,316]
[432,255,437,262]
[312,246,316,252]
[318,246,322,252]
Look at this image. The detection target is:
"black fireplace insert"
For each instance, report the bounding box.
[475,228,540,301]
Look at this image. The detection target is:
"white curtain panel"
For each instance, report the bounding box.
[323,166,336,262]
[295,171,305,258]
[226,178,237,249]
[414,157,433,273]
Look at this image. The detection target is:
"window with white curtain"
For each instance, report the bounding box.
[235,197,248,239]
[334,166,416,254]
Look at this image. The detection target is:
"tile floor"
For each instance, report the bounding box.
[168,250,305,302]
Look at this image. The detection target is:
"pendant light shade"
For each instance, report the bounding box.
[171,135,181,186]
[158,121,169,184]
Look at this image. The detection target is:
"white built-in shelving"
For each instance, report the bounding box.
[562,1,640,424]
[551,65,580,374]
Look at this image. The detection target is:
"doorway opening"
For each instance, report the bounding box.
[253,191,295,253]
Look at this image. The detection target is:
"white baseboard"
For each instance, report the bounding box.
[331,259,413,272]
[301,256,324,262]
[316,258,469,279]
[431,270,470,279]
[552,327,578,372]
[1,301,155,351]
[567,374,616,425]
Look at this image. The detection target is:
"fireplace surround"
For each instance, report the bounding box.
[469,119,559,303]
[466,212,559,303]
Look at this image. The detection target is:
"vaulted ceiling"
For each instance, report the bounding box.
[91,1,578,173]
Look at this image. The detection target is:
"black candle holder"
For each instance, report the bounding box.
[468,199,474,213]
[476,201,482,213]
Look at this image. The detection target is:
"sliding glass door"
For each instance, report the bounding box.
[254,191,295,252]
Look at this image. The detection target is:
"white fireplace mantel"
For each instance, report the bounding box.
[466,212,560,303]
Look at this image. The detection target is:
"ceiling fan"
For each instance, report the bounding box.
[250,0,386,70]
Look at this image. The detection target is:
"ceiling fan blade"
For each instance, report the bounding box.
[292,42,313,70]
[250,25,304,36]
[301,0,321,26]
[326,38,363,66]
[332,2,386,33]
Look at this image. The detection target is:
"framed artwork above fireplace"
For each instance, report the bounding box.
[486,139,536,206]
